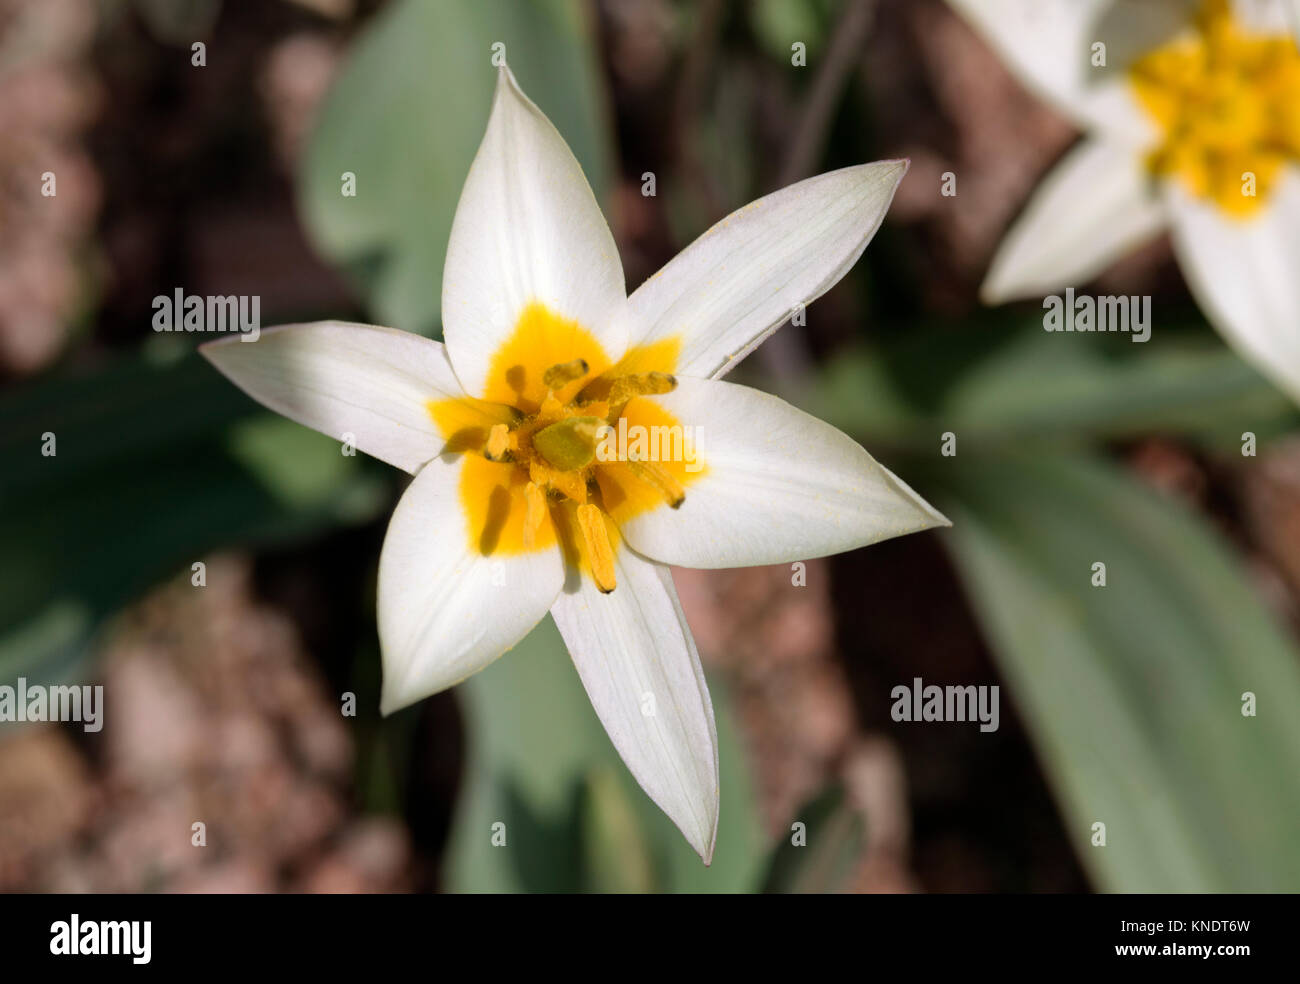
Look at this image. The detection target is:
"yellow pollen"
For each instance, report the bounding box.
[485,423,511,461]
[427,304,702,589]
[608,371,677,407]
[576,503,617,593]
[523,481,546,549]
[1128,0,1300,217]
[543,358,590,390]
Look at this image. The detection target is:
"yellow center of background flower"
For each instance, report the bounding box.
[1129,0,1300,217]
[428,302,701,591]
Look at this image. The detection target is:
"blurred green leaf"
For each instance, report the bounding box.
[760,785,865,894]
[443,614,766,892]
[749,0,832,64]
[797,326,1296,451]
[300,0,611,336]
[938,452,1300,892]
[0,350,389,697]
[937,332,1294,447]
[579,766,656,893]
[0,345,253,502]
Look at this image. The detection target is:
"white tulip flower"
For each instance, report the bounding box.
[202,65,947,863]
[950,0,1300,402]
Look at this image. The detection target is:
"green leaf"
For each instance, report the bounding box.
[299,0,611,336]
[0,349,390,697]
[760,785,865,894]
[578,766,656,893]
[937,332,1294,448]
[749,0,833,64]
[0,343,255,502]
[443,615,766,893]
[796,326,1295,451]
[938,452,1300,892]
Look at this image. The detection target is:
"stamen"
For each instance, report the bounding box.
[543,358,589,390]
[608,372,677,407]
[576,503,617,593]
[627,460,686,509]
[533,415,603,471]
[523,481,546,549]
[485,423,511,461]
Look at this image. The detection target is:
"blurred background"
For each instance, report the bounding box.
[2,0,1299,893]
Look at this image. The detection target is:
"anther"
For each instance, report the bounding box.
[543,358,590,390]
[576,503,617,593]
[523,481,546,549]
[485,423,511,461]
[627,460,686,509]
[607,372,677,407]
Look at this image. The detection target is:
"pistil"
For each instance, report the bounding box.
[533,415,603,471]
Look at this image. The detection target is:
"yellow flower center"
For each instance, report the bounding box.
[1129,0,1300,217]
[429,302,701,593]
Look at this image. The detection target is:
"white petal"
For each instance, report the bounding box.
[1233,0,1295,34]
[200,321,464,473]
[550,548,719,863]
[624,161,906,380]
[1165,169,1300,405]
[982,138,1168,303]
[615,377,949,569]
[441,65,627,399]
[947,0,1162,141]
[377,454,565,714]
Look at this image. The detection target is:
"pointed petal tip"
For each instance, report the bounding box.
[701,819,718,867]
[687,816,718,867]
[854,157,909,203]
[377,685,404,718]
[908,497,952,535]
[696,781,720,866]
[376,638,426,718]
[494,59,523,98]
[859,157,909,186]
[979,270,1015,307]
[911,487,952,531]
[378,675,442,717]
[196,335,231,359]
